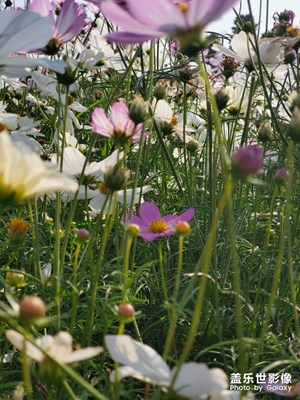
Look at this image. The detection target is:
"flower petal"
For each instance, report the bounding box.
[92,107,114,137]
[171,363,228,398]
[63,347,103,364]
[5,330,43,362]
[138,201,161,224]
[105,335,171,386]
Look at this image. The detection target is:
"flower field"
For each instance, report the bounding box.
[0,0,299,399]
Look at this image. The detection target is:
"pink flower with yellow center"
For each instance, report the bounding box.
[91,101,146,145]
[127,201,195,241]
[29,0,86,55]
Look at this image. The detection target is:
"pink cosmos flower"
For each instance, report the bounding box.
[29,0,86,55]
[275,167,290,185]
[91,101,146,144]
[96,0,238,55]
[127,201,195,241]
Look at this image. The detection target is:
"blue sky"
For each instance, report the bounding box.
[207,0,299,35]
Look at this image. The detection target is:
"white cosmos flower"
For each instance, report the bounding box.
[89,185,152,216]
[213,31,293,73]
[0,133,78,206]
[5,330,102,364]
[224,84,250,115]
[0,106,44,153]
[51,148,125,203]
[89,29,126,71]
[105,335,228,399]
[52,147,123,181]
[0,10,65,77]
[154,99,197,140]
[32,71,89,139]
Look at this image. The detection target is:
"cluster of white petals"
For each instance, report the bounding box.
[106,335,228,399]
[0,133,78,206]
[6,330,102,364]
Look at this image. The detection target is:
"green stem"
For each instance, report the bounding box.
[173,235,184,301]
[225,185,245,375]
[84,193,117,345]
[54,192,61,331]
[62,379,78,400]
[22,333,33,400]
[253,141,295,363]
[252,185,278,327]
[70,243,81,334]
[285,143,300,338]
[121,234,134,304]
[158,240,168,303]
[28,200,41,280]
[54,84,69,331]
[175,186,230,368]
[163,234,184,360]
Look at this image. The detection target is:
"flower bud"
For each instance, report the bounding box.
[42,212,54,225]
[186,139,200,153]
[231,146,264,177]
[160,121,175,137]
[103,165,130,192]
[288,108,300,143]
[175,221,191,236]
[19,296,46,322]
[56,56,77,86]
[6,271,25,287]
[177,29,208,57]
[284,48,297,64]
[118,303,136,318]
[289,92,300,112]
[154,81,168,100]
[257,121,272,142]
[214,89,229,111]
[7,218,29,246]
[129,96,148,124]
[76,228,89,243]
[275,167,290,185]
[220,56,239,80]
[126,223,140,237]
[41,263,52,283]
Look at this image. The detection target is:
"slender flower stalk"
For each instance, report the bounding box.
[254,141,296,363]
[84,193,118,345]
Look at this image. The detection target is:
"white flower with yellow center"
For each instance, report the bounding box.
[0,133,78,207]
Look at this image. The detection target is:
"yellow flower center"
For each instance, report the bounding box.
[149,219,169,233]
[171,116,178,126]
[286,26,300,37]
[98,182,110,195]
[0,172,26,206]
[68,95,75,105]
[178,2,188,13]
[0,122,10,132]
[7,218,29,234]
